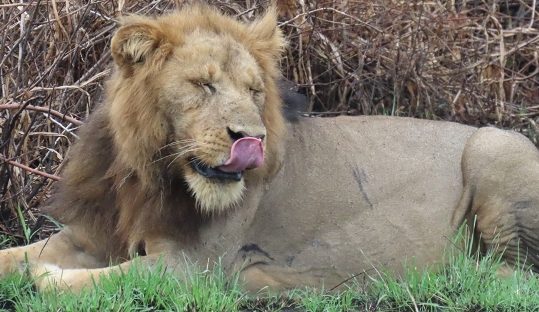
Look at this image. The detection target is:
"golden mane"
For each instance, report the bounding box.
[47,5,286,257]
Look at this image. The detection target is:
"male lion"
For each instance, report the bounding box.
[1,5,539,292]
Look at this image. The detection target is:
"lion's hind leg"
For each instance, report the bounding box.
[456,127,539,271]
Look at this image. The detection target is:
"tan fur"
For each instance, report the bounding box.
[1,5,539,293]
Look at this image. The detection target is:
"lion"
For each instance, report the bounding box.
[1,4,539,293]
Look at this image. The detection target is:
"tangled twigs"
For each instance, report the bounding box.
[0,104,83,126]
[0,0,537,243]
[0,157,62,182]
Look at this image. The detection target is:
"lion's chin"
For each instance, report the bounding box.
[184,171,245,214]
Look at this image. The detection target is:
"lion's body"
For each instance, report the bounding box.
[241,117,474,282]
[193,116,479,288]
[1,5,539,292]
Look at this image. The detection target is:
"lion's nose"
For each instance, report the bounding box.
[227,126,266,141]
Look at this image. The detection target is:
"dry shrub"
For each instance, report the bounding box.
[0,0,538,241]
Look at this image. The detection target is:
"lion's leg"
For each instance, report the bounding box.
[456,127,539,271]
[239,262,352,293]
[0,227,106,277]
[240,264,301,292]
[33,254,154,292]
[32,252,183,292]
[239,264,315,292]
[232,247,345,292]
[31,237,185,292]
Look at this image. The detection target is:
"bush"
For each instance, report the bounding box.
[0,0,538,240]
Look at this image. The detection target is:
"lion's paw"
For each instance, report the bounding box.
[31,263,71,292]
[32,264,98,293]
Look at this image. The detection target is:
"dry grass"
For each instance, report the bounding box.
[0,0,538,241]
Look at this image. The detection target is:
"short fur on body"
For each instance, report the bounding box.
[1,5,539,292]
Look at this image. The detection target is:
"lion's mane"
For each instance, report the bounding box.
[46,5,286,257]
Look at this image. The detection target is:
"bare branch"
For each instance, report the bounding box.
[1,157,62,181]
[0,103,83,126]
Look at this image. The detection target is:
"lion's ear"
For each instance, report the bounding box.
[248,6,286,57]
[111,16,171,69]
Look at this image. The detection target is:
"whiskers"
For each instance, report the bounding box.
[153,139,204,168]
[158,139,197,151]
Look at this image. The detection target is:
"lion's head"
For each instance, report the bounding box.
[105,5,285,213]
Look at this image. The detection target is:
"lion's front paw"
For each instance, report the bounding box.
[31,263,92,292]
[31,263,65,291]
[31,264,104,293]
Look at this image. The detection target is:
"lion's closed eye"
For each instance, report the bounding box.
[193,81,216,95]
[249,87,263,95]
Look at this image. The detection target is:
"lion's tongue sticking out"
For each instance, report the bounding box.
[218,137,264,173]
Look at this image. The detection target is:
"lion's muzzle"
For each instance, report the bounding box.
[190,160,243,181]
[189,137,264,182]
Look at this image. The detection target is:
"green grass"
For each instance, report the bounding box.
[1,232,539,311]
[0,236,14,250]
[0,258,248,312]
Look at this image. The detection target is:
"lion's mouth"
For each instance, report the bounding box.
[188,137,264,183]
[189,158,243,182]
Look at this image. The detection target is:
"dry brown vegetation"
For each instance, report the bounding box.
[1,0,538,242]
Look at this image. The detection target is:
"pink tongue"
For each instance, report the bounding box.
[217,137,264,173]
